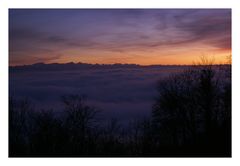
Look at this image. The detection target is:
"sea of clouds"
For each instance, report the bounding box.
[9,66,186,124]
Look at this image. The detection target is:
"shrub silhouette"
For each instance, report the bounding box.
[30,110,67,156]
[9,95,100,156]
[61,95,99,155]
[9,98,34,156]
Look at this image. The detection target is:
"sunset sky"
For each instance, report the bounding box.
[9,9,231,66]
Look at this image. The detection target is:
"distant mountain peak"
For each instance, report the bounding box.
[32,62,45,65]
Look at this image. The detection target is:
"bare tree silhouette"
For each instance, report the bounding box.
[151,58,231,156]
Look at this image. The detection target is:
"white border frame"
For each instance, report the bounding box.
[1,0,239,165]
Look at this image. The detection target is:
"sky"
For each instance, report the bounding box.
[9,9,231,66]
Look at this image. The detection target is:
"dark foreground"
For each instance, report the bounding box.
[9,65,231,157]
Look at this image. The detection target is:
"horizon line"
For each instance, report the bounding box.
[9,61,232,68]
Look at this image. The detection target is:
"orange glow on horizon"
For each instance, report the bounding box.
[10,49,231,67]
[42,48,231,66]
